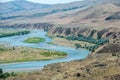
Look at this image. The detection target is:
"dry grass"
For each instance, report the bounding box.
[0,46,66,63]
[49,37,95,48]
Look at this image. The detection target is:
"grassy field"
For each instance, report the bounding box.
[24,37,45,43]
[49,37,95,48]
[0,45,67,63]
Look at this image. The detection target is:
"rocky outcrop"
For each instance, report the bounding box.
[96,43,120,53]
[105,12,120,20]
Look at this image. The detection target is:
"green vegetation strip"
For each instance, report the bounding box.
[57,34,109,52]
[24,37,45,43]
[0,30,30,38]
[40,51,67,57]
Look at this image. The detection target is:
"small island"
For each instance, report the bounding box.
[24,37,45,43]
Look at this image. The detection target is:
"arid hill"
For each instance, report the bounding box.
[0,0,120,29]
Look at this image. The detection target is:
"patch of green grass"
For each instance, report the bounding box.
[40,51,67,57]
[24,37,45,43]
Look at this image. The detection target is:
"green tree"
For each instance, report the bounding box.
[75,44,81,49]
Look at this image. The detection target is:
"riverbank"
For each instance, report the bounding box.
[0,29,30,38]
[0,45,67,64]
[49,37,95,48]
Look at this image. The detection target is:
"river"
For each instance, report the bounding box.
[0,30,90,72]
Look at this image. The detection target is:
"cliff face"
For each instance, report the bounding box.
[48,27,120,43]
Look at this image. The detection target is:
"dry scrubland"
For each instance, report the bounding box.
[49,37,95,48]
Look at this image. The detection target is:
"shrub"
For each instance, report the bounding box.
[0,68,16,79]
[0,72,10,79]
[0,69,3,74]
[11,72,17,76]
[75,44,81,49]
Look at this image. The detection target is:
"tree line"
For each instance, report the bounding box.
[57,34,109,52]
[0,30,30,38]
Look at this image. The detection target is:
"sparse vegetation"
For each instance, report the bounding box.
[0,46,67,63]
[49,37,95,48]
[65,35,109,52]
[55,34,109,52]
[0,68,17,79]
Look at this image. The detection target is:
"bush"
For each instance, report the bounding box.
[0,68,16,79]
[0,73,10,79]
[112,53,116,56]
[11,72,17,76]
[0,69,3,74]
[75,44,81,49]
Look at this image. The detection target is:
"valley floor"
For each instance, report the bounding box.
[5,52,120,80]
[0,28,120,80]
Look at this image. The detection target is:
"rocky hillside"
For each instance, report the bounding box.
[95,43,120,53]
[47,27,120,43]
[105,12,120,20]
[0,0,120,28]
[1,22,119,43]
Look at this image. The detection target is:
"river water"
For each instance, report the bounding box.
[0,30,90,72]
